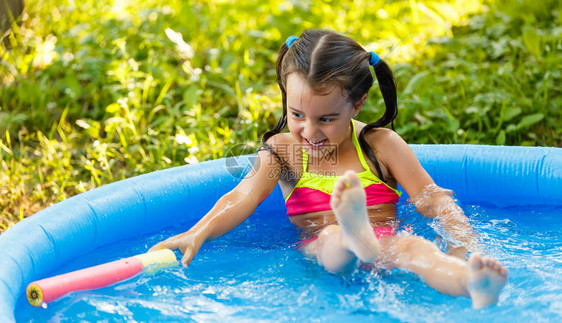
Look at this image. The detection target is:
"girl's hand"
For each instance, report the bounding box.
[147,137,283,268]
[149,232,203,267]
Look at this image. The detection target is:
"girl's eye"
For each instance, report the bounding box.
[292,112,303,118]
[320,117,334,123]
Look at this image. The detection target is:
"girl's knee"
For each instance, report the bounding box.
[314,225,356,273]
[318,224,341,240]
[392,235,440,256]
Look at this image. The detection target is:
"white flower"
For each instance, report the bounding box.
[184,155,199,164]
[165,28,194,60]
[174,133,193,145]
[117,98,128,108]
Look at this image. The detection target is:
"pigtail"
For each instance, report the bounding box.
[358,58,398,182]
[373,59,398,130]
[259,43,290,170]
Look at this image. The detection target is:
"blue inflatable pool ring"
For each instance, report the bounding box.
[0,144,561,321]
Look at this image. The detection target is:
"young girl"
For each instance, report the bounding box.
[150,29,508,309]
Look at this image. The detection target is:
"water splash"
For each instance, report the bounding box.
[15,205,562,321]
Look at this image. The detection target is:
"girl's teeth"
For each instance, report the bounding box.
[308,139,325,146]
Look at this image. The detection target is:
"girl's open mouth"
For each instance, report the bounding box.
[304,138,328,150]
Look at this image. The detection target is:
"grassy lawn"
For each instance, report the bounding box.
[1,0,560,232]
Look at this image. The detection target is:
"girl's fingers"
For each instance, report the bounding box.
[147,243,163,252]
[148,239,178,252]
[181,249,195,267]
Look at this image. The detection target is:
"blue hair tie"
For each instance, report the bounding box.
[369,51,380,66]
[286,35,298,48]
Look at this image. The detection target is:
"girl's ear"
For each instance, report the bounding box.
[353,94,368,115]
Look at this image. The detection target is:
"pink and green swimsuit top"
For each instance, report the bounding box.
[285,122,402,217]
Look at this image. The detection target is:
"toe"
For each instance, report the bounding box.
[483,257,493,267]
[336,177,347,191]
[344,170,361,187]
[469,253,483,270]
[500,267,508,277]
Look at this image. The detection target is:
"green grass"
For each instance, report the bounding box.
[1,0,560,232]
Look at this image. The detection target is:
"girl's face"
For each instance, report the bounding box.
[286,73,362,156]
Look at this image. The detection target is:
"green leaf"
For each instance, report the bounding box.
[517,113,544,129]
[403,71,431,95]
[503,107,521,121]
[506,124,517,133]
[447,118,460,132]
[183,85,200,109]
[522,26,541,59]
[496,130,506,145]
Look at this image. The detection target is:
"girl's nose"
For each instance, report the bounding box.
[302,120,318,139]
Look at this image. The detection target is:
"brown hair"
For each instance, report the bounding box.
[261,29,398,182]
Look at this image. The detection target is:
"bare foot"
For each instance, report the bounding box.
[330,170,380,262]
[467,253,508,309]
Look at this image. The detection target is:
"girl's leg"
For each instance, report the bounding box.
[301,170,507,308]
[305,170,507,308]
[379,234,508,308]
[302,225,356,273]
[302,171,381,273]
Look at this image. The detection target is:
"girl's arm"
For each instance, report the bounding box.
[149,146,283,266]
[371,129,480,259]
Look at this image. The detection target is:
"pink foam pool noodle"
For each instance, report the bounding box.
[26,249,177,307]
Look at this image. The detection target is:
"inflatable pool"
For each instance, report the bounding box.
[1,144,561,321]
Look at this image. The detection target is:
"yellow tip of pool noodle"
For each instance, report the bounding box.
[133,249,177,267]
[26,283,43,307]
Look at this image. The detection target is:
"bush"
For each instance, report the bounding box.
[1,0,560,231]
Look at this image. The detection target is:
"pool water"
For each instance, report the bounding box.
[15,203,562,322]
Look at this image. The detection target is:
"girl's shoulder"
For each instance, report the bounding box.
[264,133,299,158]
[266,132,296,144]
[353,120,406,151]
[263,133,302,186]
[359,123,411,180]
[363,127,405,148]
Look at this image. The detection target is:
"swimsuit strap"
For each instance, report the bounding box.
[352,121,386,182]
[302,148,308,172]
[350,121,370,172]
